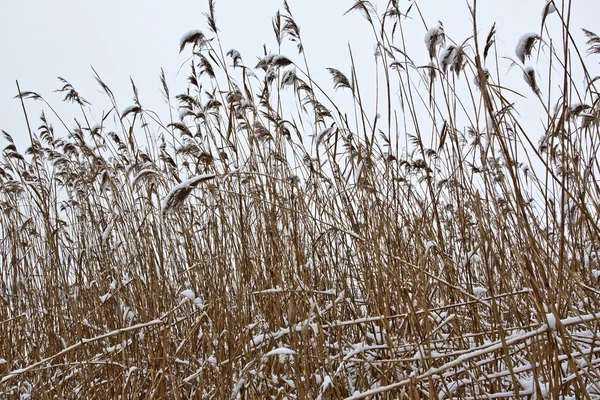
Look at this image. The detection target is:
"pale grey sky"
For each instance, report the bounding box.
[1,0,598,150]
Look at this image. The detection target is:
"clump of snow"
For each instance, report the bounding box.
[179,30,204,53]
[250,333,266,348]
[231,378,246,398]
[584,243,598,268]
[439,45,456,73]
[473,286,488,298]
[253,287,283,295]
[120,104,141,119]
[122,305,136,325]
[542,1,557,18]
[519,377,549,398]
[180,289,195,301]
[546,313,557,330]
[424,23,445,59]
[515,33,540,63]
[314,125,336,148]
[425,240,437,253]
[255,53,292,71]
[193,297,204,309]
[161,174,216,215]
[283,378,295,388]
[101,221,114,243]
[460,250,482,267]
[316,375,333,400]
[264,347,295,357]
[281,67,297,87]
[89,123,102,135]
[523,66,539,94]
[131,169,160,187]
[206,356,217,365]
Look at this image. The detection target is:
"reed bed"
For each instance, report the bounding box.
[2,0,600,398]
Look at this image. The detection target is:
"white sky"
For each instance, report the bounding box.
[1,0,599,151]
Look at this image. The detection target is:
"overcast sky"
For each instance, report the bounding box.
[1,0,599,151]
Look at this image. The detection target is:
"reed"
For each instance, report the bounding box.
[1,0,600,398]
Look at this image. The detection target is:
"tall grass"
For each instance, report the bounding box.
[2,0,600,398]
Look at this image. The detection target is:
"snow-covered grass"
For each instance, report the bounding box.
[2,0,600,398]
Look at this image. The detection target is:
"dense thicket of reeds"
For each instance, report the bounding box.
[2,0,600,398]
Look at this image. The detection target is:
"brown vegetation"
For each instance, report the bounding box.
[2,0,600,398]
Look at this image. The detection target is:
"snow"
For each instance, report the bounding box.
[251,333,267,348]
[89,123,102,135]
[161,174,216,214]
[253,287,283,294]
[271,54,292,67]
[180,289,195,301]
[101,221,114,243]
[347,324,550,399]
[255,53,277,70]
[120,104,141,119]
[515,32,540,63]
[193,297,204,308]
[123,308,136,325]
[131,169,160,186]
[315,125,336,147]
[283,378,295,388]
[231,378,246,397]
[519,378,549,398]
[264,347,295,357]
[546,312,557,330]
[347,230,361,240]
[542,1,557,17]
[424,25,445,56]
[439,45,456,72]
[460,250,481,267]
[281,67,297,87]
[473,286,488,298]
[316,375,333,400]
[523,66,538,93]
[179,30,204,52]
[425,240,437,252]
